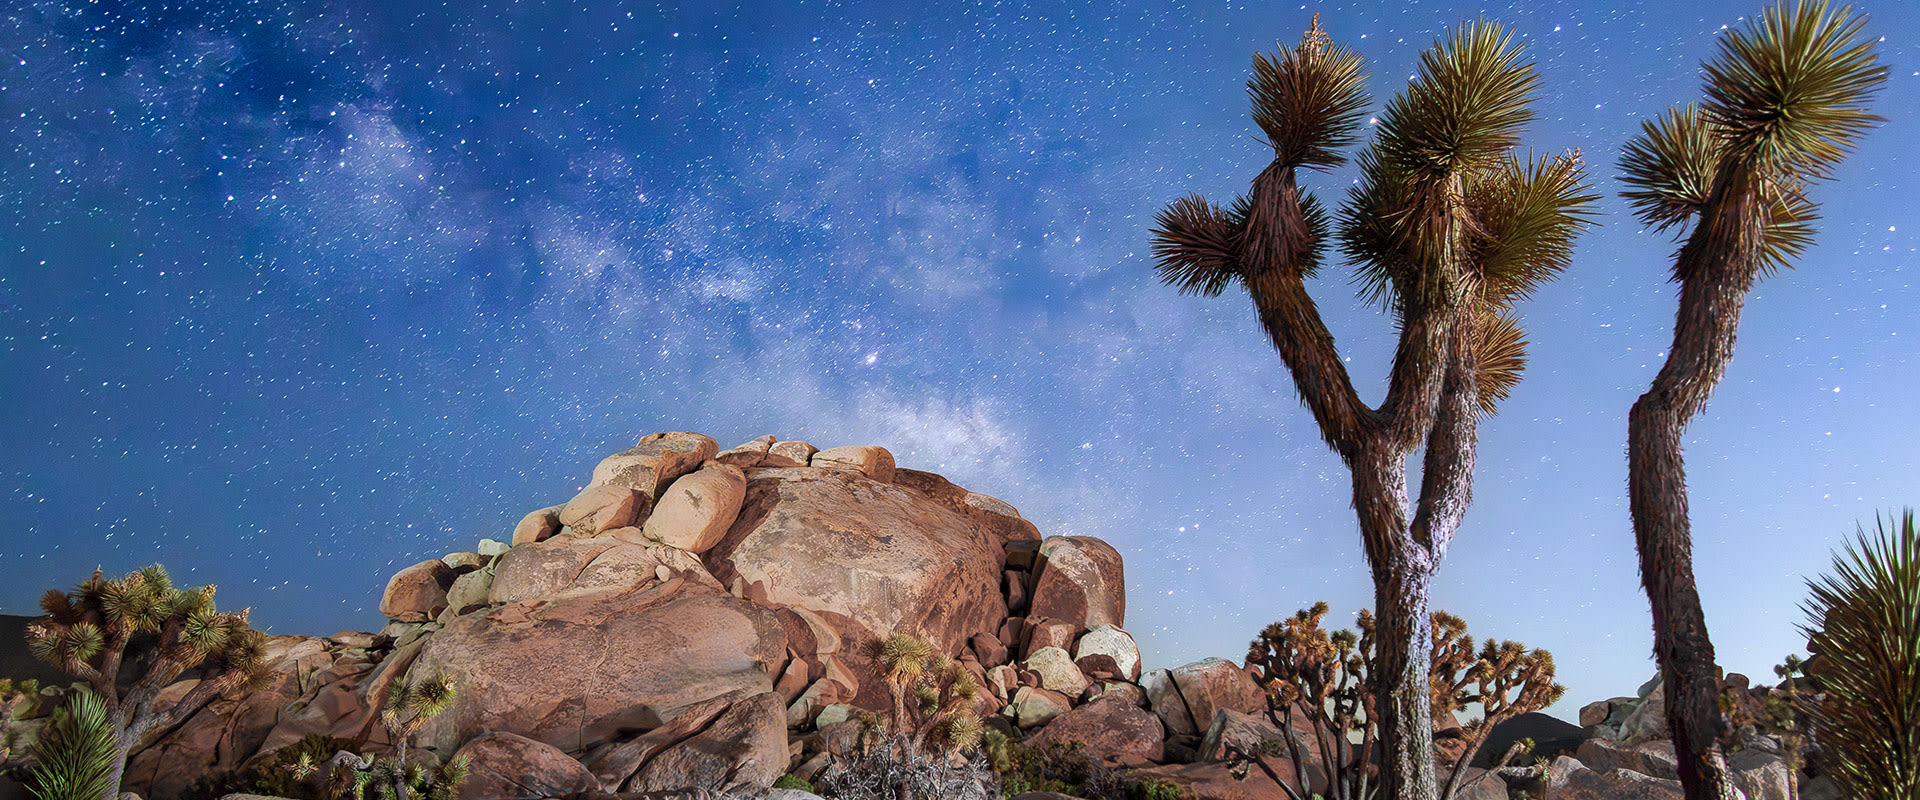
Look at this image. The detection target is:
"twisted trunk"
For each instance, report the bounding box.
[1629,161,1765,800]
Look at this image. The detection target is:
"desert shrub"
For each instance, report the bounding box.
[815,733,995,800]
[1799,510,1920,800]
[773,773,816,791]
[24,688,116,800]
[989,739,1151,800]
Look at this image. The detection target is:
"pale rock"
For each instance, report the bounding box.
[1728,749,1793,800]
[1620,679,1669,741]
[1023,647,1090,698]
[1006,686,1072,729]
[442,569,493,618]
[590,432,720,500]
[1549,755,1692,800]
[1074,625,1141,682]
[1144,668,1199,737]
[476,538,510,556]
[1028,536,1126,630]
[769,440,818,464]
[809,445,896,482]
[1574,737,1678,781]
[441,552,485,571]
[512,506,564,545]
[642,462,747,554]
[559,484,646,537]
[453,731,596,800]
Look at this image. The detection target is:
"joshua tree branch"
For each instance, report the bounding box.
[1410,324,1482,556]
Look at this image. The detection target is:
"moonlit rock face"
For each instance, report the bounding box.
[590,432,720,501]
[642,461,748,554]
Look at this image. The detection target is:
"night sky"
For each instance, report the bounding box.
[3,0,1915,717]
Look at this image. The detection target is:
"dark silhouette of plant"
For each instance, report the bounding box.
[24,565,268,800]
[24,688,116,800]
[1151,17,1593,799]
[1243,603,1563,800]
[1795,510,1918,799]
[1617,3,1884,798]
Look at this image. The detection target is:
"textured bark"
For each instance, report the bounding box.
[1372,555,1439,800]
[1628,162,1764,800]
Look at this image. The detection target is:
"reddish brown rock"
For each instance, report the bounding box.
[1170,658,1266,733]
[380,560,458,622]
[590,432,720,501]
[1131,757,1311,800]
[809,445,897,483]
[412,577,787,754]
[970,632,1008,668]
[703,467,1007,656]
[453,731,596,800]
[625,691,788,794]
[559,484,647,537]
[1029,536,1125,630]
[1549,755,1686,800]
[487,536,717,604]
[1029,693,1164,765]
[714,435,776,467]
[768,439,818,465]
[512,505,564,545]
[587,689,748,788]
[642,462,747,554]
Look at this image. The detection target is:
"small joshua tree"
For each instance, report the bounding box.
[1243,603,1563,800]
[375,672,458,800]
[25,687,116,800]
[25,565,267,800]
[864,632,985,759]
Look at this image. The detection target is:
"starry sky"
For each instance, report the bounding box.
[2,0,1915,718]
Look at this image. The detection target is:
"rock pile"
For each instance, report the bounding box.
[92,430,1830,800]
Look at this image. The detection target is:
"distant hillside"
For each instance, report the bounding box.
[0,614,70,687]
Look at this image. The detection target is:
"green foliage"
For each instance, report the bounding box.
[863,631,984,758]
[987,739,1150,800]
[773,773,815,792]
[1128,778,1183,800]
[1249,14,1370,172]
[1798,510,1920,799]
[25,689,116,800]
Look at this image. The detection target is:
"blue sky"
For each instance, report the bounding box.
[2,0,1915,716]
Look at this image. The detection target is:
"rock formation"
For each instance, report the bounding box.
[49,430,1820,800]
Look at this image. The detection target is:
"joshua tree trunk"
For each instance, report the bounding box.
[1372,563,1439,800]
[1628,163,1764,800]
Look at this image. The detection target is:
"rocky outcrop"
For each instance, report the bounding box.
[454,732,597,800]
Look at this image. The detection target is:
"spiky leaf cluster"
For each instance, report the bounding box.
[1251,14,1371,171]
[1798,510,1920,800]
[1619,1,1883,279]
[25,689,117,800]
[26,565,265,690]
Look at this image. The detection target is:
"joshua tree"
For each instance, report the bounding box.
[24,565,267,800]
[377,672,458,800]
[1616,3,1883,798]
[864,632,984,759]
[1796,511,1919,800]
[1152,17,1592,798]
[1243,603,1563,800]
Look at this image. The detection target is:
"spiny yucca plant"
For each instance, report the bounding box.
[24,688,116,800]
[1,677,42,764]
[1153,17,1593,799]
[25,565,268,800]
[1619,4,1884,799]
[1796,511,1919,800]
[1243,604,1562,800]
[374,673,458,800]
[863,631,984,759]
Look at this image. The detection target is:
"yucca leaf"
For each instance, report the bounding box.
[1471,308,1528,417]
[1151,195,1242,296]
[25,688,117,800]
[1757,178,1820,277]
[1250,14,1371,171]
[1619,104,1720,233]
[1466,150,1598,305]
[1375,19,1538,181]
[1702,0,1886,180]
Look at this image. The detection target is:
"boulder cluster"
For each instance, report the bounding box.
[96,430,1835,800]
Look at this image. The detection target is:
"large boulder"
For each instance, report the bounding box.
[1620,676,1669,741]
[809,445,897,482]
[624,690,788,794]
[641,462,747,554]
[412,577,787,754]
[703,467,1008,656]
[487,536,717,604]
[590,432,720,500]
[453,731,596,800]
[1028,536,1125,630]
[1574,737,1677,781]
[381,560,458,622]
[1074,625,1140,682]
[512,505,564,545]
[1549,755,1688,800]
[1167,658,1265,734]
[1028,692,1164,765]
[558,484,646,537]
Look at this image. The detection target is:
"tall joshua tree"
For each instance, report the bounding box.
[25,565,268,800]
[1152,17,1592,799]
[1617,4,1884,798]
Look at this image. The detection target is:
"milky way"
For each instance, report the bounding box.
[3,0,1916,715]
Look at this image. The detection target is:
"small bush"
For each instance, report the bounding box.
[816,733,995,800]
[773,773,816,792]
